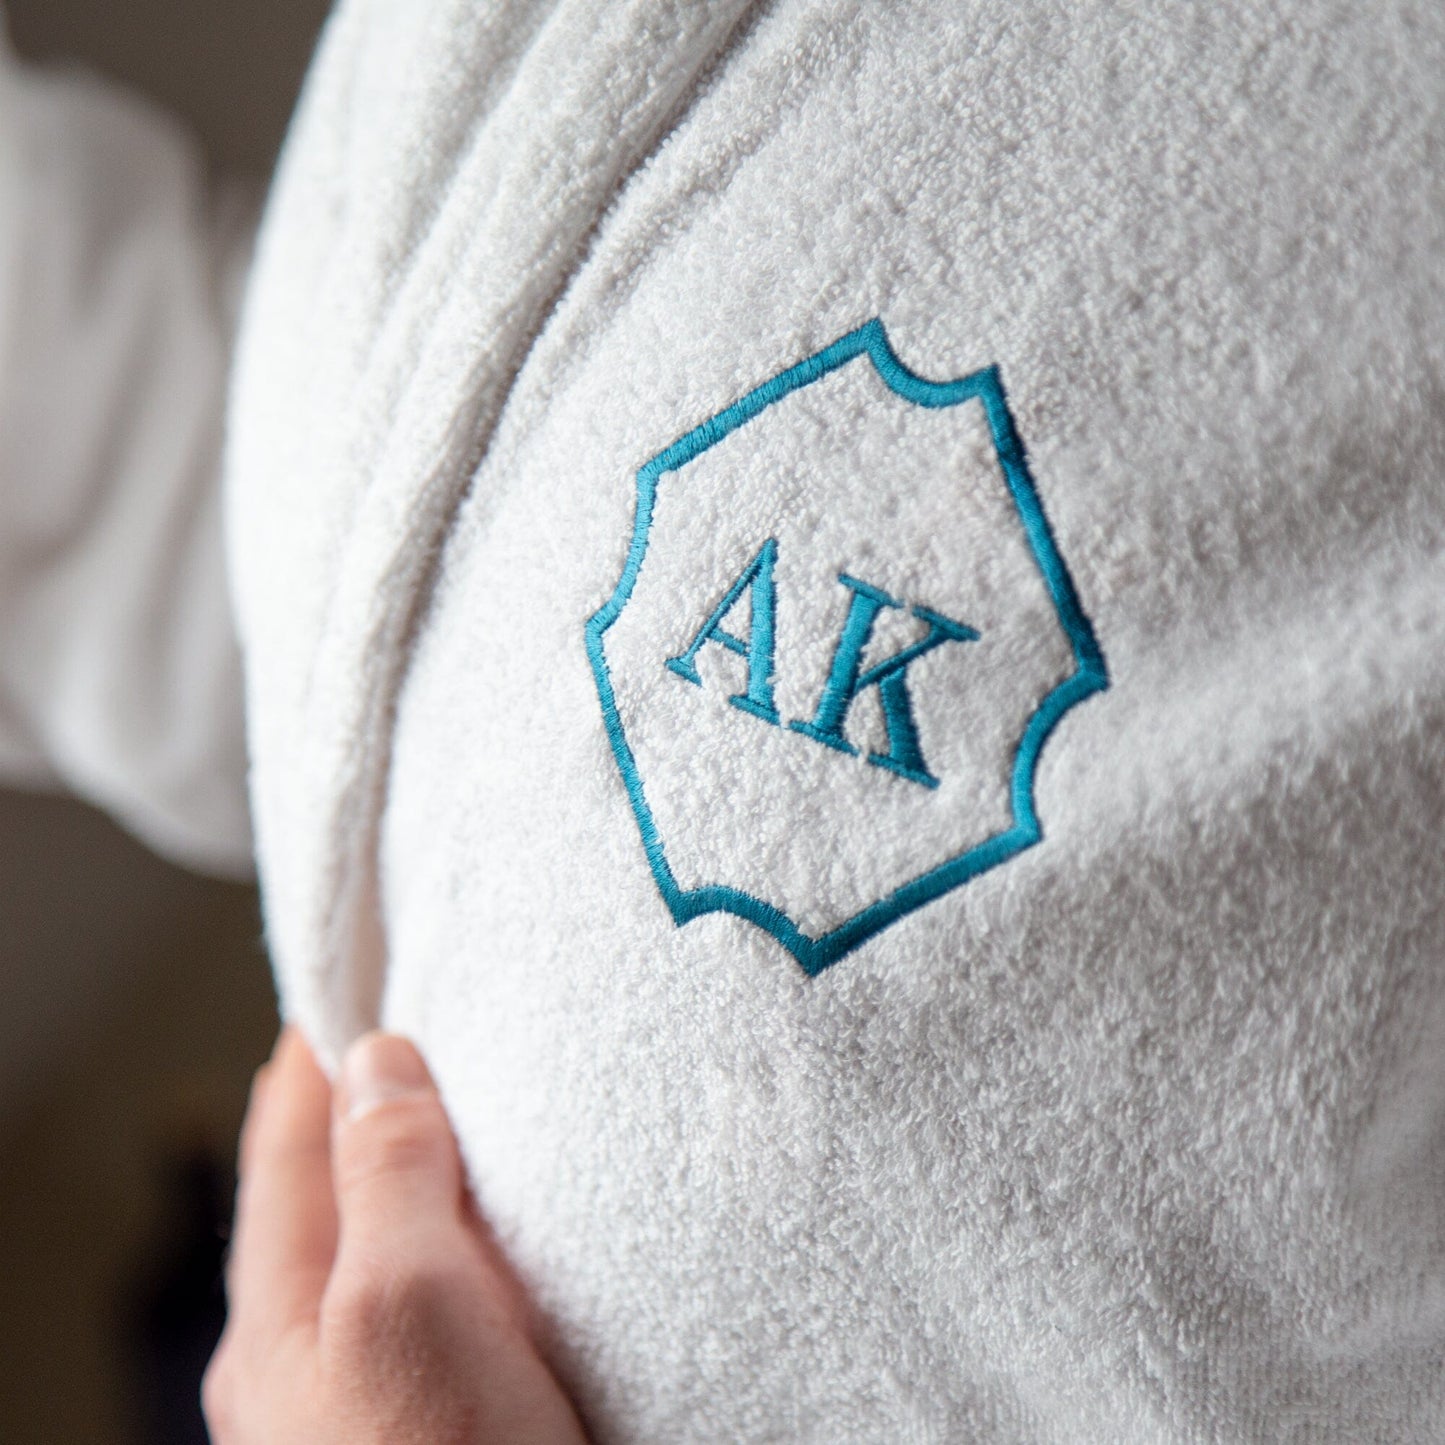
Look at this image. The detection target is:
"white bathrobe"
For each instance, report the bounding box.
[0,8,252,874]
[11,1,1445,1440]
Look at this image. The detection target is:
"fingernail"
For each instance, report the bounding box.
[340,1032,432,1121]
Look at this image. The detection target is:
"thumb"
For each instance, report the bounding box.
[329,1032,471,1277]
[323,1033,589,1445]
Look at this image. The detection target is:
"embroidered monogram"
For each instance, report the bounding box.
[667,546,979,790]
[586,319,1107,974]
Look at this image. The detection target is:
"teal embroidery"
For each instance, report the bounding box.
[665,537,780,725]
[585,318,1109,976]
[789,573,978,788]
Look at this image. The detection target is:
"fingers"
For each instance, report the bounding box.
[210,1029,591,1445]
[227,1026,339,1335]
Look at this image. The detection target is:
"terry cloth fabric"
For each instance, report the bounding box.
[228,1,1445,1440]
[0,8,254,875]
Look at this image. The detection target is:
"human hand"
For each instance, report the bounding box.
[203,1027,589,1445]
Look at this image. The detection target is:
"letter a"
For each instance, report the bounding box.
[665,538,781,724]
[790,573,978,788]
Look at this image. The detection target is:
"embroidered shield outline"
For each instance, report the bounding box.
[585,318,1108,975]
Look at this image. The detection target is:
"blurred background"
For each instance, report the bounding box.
[1,2,328,1440]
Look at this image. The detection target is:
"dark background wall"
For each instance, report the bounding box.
[6,0,325,172]
[0,2,329,1440]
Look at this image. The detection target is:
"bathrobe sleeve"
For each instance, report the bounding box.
[0,9,254,875]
